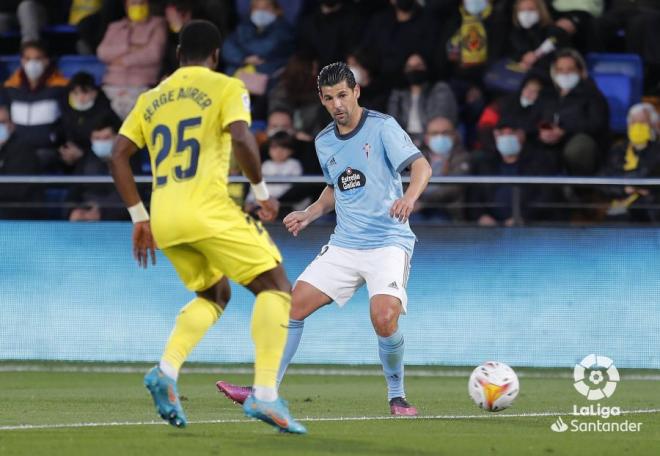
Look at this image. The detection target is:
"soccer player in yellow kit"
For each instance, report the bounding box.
[109,20,305,434]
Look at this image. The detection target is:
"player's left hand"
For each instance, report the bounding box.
[256,197,280,222]
[390,196,415,223]
[132,221,157,268]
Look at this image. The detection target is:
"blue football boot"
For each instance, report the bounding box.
[144,366,187,428]
[243,395,307,434]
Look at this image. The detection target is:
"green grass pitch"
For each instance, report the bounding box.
[0,363,658,455]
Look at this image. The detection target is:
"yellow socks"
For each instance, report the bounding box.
[251,290,291,392]
[160,297,222,379]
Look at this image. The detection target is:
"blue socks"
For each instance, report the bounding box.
[378,328,405,400]
[276,319,304,386]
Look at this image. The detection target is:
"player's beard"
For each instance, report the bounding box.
[333,109,349,125]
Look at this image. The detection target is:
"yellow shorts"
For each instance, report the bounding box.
[162,213,282,291]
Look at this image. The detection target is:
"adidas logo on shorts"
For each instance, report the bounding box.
[388,281,398,290]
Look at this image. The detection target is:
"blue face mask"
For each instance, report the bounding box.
[251,10,277,28]
[428,134,453,157]
[92,139,114,159]
[496,134,521,156]
[0,123,9,143]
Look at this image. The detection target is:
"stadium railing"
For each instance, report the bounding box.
[2,175,660,225]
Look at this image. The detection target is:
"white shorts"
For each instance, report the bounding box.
[295,244,411,313]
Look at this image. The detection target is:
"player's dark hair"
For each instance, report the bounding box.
[178,20,221,64]
[317,62,356,94]
[68,71,97,92]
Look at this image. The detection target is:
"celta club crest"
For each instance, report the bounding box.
[363,143,371,158]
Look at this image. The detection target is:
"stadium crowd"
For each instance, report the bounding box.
[0,0,659,224]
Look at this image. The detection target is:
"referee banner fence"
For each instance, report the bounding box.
[1,221,659,368]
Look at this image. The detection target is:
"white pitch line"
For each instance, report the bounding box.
[1,364,659,381]
[1,409,658,432]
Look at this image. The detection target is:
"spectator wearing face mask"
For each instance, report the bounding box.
[222,0,295,78]
[297,0,365,69]
[0,104,43,219]
[97,0,167,118]
[478,75,547,151]
[538,48,609,176]
[360,0,436,90]
[413,115,471,222]
[68,116,135,221]
[507,0,568,73]
[470,116,560,226]
[56,72,121,174]
[0,41,68,170]
[387,52,458,147]
[601,103,660,222]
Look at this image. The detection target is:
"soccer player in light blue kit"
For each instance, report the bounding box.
[217,62,432,415]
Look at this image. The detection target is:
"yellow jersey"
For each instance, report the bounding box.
[119,66,252,248]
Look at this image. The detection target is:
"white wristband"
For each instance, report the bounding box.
[128,201,150,223]
[251,180,270,201]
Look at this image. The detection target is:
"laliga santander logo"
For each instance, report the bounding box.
[573,354,619,400]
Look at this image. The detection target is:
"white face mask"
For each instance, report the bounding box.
[91,139,114,159]
[23,59,45,81]
[517,10,539,29]
[464,0,487,16]
[553,72,580,91]
[251,10,277,28]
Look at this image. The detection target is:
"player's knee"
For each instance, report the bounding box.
[247,265,292,295]
[197,279,231,310]
[371,308,399,337]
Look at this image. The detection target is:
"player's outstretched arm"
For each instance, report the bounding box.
[283,185,335,237]
[109,135,156,268]
[229,120,279,222]
[390,157,432,223]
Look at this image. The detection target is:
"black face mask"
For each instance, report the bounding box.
[396,0,417,12]
[405,69,427,86]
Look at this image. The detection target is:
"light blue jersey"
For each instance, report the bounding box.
[315,109,423,256]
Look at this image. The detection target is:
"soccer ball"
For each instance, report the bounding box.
[468,361,520,412]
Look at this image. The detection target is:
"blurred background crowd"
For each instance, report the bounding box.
[0,0,659,225]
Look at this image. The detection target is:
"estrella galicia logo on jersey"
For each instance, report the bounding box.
[338,167,366,192]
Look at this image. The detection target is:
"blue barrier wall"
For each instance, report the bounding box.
[1,222,659,368]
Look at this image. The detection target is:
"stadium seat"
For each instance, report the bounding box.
[57,55,106,86]
[592,73,633,133]
[586,53,643,105]
[0,55,20,82]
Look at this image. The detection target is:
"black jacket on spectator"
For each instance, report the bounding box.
[539,79,609,141]
[360,6,435,89]
[469,145,560,222]
[600,140,660,221]
[58,91,120,156]
[297,3,365,68]
[0,135,43,219]
[507,23,568,70]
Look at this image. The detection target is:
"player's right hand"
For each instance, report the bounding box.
[256,197,279,222]
[132,221,157,268]
[283,210,312,237]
